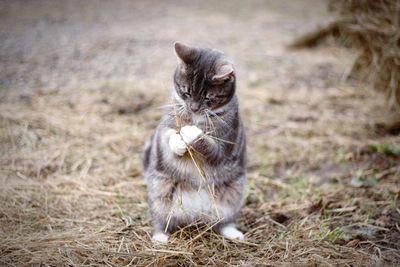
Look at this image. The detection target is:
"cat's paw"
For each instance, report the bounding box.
[152,232,169,243]
[220,224,244,240]
[180,125,203,145]
[169,133,187,156]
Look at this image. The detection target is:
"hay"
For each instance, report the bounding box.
[291,0,400,115]
[1,83,399,266]
[1,1,400,265]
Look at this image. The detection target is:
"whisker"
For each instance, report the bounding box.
[206,109,231,129]
[204,110,217,134]
[153,103,183,110]
[205,134,235,145]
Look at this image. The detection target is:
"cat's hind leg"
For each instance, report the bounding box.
[151,219,172,243]
[219,223,244,240]
[152,231,169,243]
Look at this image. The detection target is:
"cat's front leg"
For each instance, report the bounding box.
[181,125,222,162]
[166,128,187,156]
[180,125,203,145]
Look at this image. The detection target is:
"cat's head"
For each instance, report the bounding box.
[173,42,236,114]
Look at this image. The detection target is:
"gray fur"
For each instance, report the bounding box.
[143,42,247,235]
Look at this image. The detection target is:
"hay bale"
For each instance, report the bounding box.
[291,0,400,114]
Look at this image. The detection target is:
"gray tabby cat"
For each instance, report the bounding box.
[143,42,247,243]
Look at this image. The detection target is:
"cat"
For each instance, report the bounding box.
[143,42,247,243]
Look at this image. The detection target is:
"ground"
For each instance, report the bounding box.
[0,0,399,266]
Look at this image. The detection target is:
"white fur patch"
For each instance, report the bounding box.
[220,224,244,240]
[169,133,187,156]
[152,232,169,243]
[172,189,211,219]
[180,125,203,145]
[171,189,234,222]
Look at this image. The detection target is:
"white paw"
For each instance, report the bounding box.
[220,224,244,240]
[180,125,203,145]
[169,133,187,156]
[152,232,169,243]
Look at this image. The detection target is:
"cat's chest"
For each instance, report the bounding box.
[169,186,233,221]
[170,154,214,182]
[173,189,213,213]
[179,114,208,131]
[191,114,206,125]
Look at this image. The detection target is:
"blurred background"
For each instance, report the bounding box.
[1,0,399,266]
[1,0,347,93]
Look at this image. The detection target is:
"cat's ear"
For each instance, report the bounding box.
[174,42,198,64]
[212,64,234,82]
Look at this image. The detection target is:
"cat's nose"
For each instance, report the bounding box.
[189,102,201,112]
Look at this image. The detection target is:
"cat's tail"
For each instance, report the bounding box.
[142,134,154,172]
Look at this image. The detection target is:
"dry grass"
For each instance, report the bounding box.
[291,0,400,116]
[1,79,399,266]
[1,0,400,266]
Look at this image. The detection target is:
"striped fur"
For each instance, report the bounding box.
[143,43,247,238]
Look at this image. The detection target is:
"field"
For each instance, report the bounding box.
[1,0,399,266]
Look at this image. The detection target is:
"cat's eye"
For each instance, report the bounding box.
[204,97,212,105]
[211,78,230,85]
[182,92,191,98]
